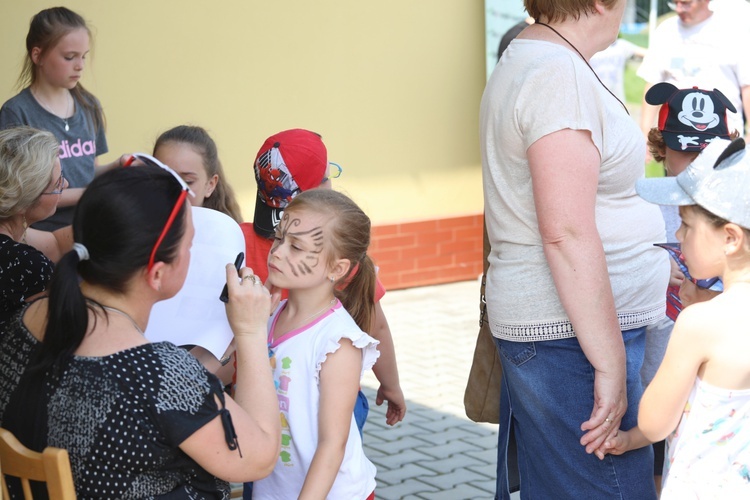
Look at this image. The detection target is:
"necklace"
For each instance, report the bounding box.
[0,216,27,243]
[535,22,629,116]
[101,305,145,336]
[32,88,73,131]
[277,298,337,339]
[295,298,337,328]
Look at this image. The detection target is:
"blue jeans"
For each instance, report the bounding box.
[494,327,656,500]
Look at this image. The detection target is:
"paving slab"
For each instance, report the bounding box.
[361,280,506,498]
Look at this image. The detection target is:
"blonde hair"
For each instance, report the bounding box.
[524,0,619,22]
[0,126,59,218]
[285,190,376,332]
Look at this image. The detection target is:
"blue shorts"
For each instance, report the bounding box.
[354,389,370,438]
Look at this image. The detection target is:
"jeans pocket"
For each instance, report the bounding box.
[495,338,536,367]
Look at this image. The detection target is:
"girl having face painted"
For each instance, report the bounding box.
[253,189,378,500]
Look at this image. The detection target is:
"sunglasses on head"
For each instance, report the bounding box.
[123,153,195,271]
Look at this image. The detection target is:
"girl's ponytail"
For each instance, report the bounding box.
[32,165,188,372]
[336,255,376,333]
[286,189,377,332]
[34,250,89,373]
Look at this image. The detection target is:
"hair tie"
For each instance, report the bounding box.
[72,242,90,261]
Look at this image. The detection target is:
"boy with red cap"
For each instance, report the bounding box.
[242,128,405,426]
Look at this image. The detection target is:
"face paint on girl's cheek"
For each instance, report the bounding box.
[272,213,325,277]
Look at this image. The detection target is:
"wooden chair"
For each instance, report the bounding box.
[0,428,76,499]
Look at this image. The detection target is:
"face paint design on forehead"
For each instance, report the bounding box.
[271,211,325,277]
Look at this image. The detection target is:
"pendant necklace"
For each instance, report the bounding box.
[32,88,73,131]
[535,22,629,116]
[101,305,145,336]
[285,298,337,333]
[269,297,337,348]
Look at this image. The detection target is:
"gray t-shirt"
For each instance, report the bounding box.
[481,40,669,341]
[0,87,108,230]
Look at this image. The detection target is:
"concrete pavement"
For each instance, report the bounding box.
[361,279,509,500]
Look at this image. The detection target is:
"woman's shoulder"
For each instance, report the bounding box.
[508,39,582,72]
[0,239,53,278]
[135,341,206,370]
[0,239,53,305]
[144,342,221,388]
[0,235,53,264]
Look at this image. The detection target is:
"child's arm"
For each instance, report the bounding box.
[594,426,651,460]
[370,303,406,425]
[638,304,710,442]
[299,338,362,499]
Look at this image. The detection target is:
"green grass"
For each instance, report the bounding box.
[645,160,666,178]
[624,61,646,105]
[621,32,648,106]
[620,33,648,48]
[619,31,663,178]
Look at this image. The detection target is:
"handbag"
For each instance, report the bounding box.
[463,217,503,424]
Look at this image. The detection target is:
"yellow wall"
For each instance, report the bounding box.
[0,1,485,224]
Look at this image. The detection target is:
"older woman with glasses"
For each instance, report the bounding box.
[480,0,668,497]
[0,126,71,323]
[0,160,281,498]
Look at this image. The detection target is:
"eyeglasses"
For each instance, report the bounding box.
[654,242,723,291]
[321,162,343,184]
[124,153,195,271]
[667,0,697,10]
[42,170,66,195]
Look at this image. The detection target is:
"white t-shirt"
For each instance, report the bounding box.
[637,13,750,134]
[590,39,642,102]
[662,377,750,499]
[252,300,379,500]
[481,39,669,341]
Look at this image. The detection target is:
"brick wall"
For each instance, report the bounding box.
[369,213,483,290]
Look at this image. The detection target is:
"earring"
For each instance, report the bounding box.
[329,276,335,283]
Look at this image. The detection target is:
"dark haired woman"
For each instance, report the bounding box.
[0,162,280,498]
